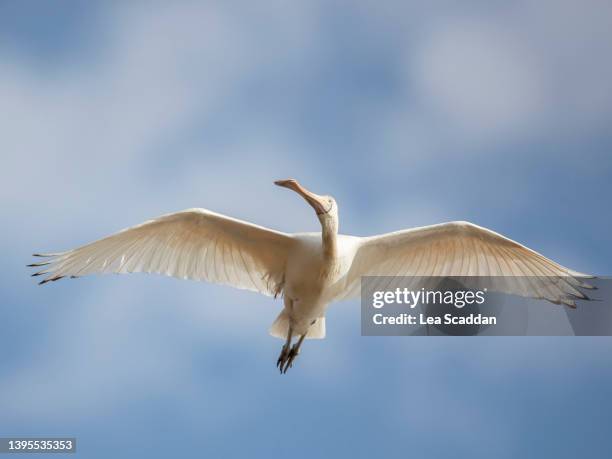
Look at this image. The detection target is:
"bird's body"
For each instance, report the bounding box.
[276,233,358,337]
[30,179,593,373]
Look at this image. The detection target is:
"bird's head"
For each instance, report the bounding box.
[274,179,338,225]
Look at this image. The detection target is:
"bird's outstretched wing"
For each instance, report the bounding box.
[29,208,295,297]
[338,221,594,307]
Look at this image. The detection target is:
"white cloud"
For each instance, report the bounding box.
[411,17,544,142]
[383,1,612,161]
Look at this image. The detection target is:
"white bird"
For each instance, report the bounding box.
[30,179,593,372]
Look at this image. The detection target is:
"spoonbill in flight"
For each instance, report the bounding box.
[30,179,592,373]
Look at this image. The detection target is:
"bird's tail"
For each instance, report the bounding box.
[269,310,326,340]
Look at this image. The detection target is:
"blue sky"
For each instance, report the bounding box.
[1,1,612,457]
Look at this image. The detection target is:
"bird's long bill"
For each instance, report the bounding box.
[274,179,327,215]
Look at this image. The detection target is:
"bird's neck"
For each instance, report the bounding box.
[320,218,338,261]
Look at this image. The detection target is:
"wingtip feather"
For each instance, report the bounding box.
[27,261,51,268]
[32,252,64,258]
[38,276,65,285]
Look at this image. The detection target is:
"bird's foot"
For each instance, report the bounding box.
[276,344,290,372]
[281,344,300,374]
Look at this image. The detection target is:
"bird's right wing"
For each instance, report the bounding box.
[336,221,593,306]
[30,208,295,297]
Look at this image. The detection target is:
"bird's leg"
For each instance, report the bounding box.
[282,333,306,374]
[276,326,293,372]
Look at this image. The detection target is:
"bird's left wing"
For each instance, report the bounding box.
[336,221,593,306]
[30,208,295,297]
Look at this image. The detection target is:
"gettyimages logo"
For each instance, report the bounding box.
[372,287,487,309]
